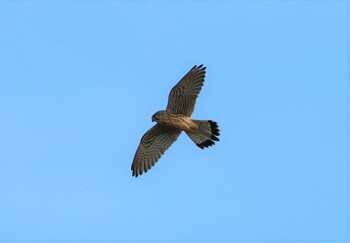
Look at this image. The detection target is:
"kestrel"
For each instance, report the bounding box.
[131,64,220,177]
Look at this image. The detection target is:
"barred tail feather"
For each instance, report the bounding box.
[186,120,220,149]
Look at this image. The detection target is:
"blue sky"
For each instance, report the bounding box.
[0,1,348,242]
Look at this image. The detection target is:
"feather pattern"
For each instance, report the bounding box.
[131,124,181,177]
[186,120,220,149]
[166,65,206,116]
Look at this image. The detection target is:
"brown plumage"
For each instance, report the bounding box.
[131,65,220,177]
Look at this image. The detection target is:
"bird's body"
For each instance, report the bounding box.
[153,110,198,132]
[131,65,220,177]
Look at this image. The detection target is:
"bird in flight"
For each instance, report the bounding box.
[131,65,220,177]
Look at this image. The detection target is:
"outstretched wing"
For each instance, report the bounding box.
[166,65,206,116]
[131,124,182,177]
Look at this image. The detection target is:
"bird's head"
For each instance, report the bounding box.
[152,110,165,122]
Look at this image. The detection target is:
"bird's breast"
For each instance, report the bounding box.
[161,112,198,132]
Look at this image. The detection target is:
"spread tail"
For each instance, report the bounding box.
[185,120,220,149]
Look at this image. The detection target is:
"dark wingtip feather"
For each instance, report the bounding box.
[197,139,215,149]
[211,135,219,141]
[191,64,206,71]
[132,167,144,177]
[132,169,139,177]
[208,120,220,137]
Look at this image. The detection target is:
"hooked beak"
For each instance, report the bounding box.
[152,117,155,122]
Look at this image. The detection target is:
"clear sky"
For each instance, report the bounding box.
[0,1,348,242]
